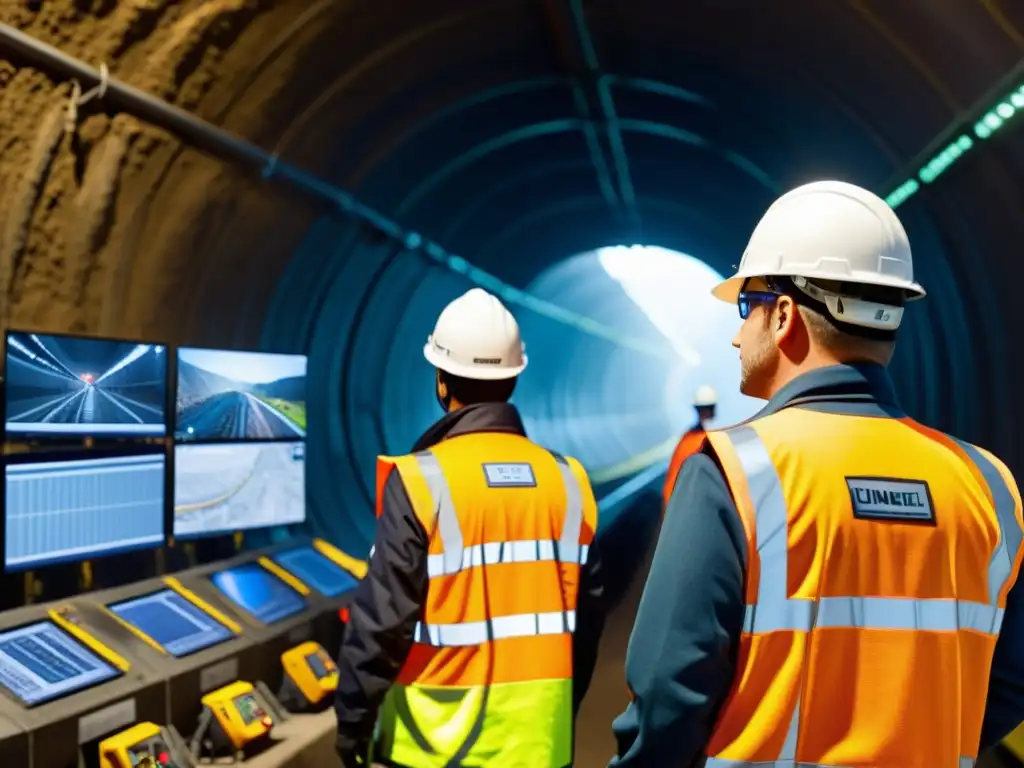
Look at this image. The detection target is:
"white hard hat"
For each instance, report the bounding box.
[693,385,718,407]
[712,180,926,331]
[423,288,528,380]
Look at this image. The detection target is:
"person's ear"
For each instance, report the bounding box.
[773,295,797,344]
[436,370,448,400]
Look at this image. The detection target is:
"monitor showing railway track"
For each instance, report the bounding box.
[3,448,167,571]
[4,331,167,438]
[175,347,307,443]
[173,442,306,539]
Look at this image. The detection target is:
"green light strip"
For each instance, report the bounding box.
[886,82,1024,209]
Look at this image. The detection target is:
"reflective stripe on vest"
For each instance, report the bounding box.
[725,425,1021,638]
[705,421,1023,768]
[411,449,586,647]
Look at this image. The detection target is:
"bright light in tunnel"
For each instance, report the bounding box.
[514,245,761,497]
[595,245,762,434]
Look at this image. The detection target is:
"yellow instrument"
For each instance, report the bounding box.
[279,641,338,711]
[99,722,186,768]
[193,681,273,757]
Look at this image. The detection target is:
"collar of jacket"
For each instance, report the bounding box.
[755,362,903,419]
[411,402,527,453]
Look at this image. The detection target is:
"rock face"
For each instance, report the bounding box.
[0,1,321,346]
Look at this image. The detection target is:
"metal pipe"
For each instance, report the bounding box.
[0,22,677,360]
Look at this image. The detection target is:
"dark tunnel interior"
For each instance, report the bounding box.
[3,0,1024,633]
[3,1,1024,763]
[3,0,1024,561]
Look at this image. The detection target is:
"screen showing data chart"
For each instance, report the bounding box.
[0,621,120,706]
[3,450,166,572]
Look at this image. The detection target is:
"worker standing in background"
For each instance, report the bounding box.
[334,287,606,768]
[663,385,717,506]
[610,180,1024,767]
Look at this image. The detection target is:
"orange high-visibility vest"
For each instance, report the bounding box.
[664,427,706,506]
[702,407,1024,768]
[373,431,598,768]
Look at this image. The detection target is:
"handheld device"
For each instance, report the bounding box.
[277,641,338,712]
[190,681,274,759]
[98,722,192,768]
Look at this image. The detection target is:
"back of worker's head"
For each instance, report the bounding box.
[423,288,527,411]
[693,385,717,424]
[712,181,926,399]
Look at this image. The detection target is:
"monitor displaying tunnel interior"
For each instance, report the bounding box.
[4,332,167,438]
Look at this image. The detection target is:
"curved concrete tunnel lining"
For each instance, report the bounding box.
[2,3,1024,565]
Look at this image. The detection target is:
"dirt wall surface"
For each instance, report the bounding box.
[0,0,323,345]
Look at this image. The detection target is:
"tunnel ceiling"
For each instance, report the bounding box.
[3,1,1024,541]
[1,0,1022,336]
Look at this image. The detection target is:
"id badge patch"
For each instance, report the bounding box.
[846,476,935,523]
[483,463,537,488]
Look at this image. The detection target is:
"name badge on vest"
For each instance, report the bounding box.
[846,477,935,524]
[483,463,537,488]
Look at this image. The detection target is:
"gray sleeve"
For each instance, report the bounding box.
[610,452,747,765]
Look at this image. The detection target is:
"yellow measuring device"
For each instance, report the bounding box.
[191,681,274,758]
[98,722,189,768]
[278,641,339,712]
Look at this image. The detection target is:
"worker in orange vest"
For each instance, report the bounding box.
[663,385,717,506]
[610,180,1024,766]
[334,288,606,768]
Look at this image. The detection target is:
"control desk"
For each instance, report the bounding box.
[0,602,165,768]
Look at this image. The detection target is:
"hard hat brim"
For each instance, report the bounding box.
[711,276,744,304]
[423,343,527,381]
[711,271,928,304]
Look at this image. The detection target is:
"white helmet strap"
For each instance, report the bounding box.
[790,275,903,332]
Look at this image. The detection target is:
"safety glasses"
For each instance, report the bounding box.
[737,291,780,319]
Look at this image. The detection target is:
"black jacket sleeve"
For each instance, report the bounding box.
[572,536,606,717]
[334,471,429,751]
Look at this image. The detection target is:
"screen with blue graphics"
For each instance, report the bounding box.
[0,621,120,706]
[211,563,306,625]
[109,589,234,657]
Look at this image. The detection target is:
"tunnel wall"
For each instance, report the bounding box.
[3,1,1024,564]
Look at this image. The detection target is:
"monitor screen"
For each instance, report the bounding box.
[4,450,166,571]
[173,442,305,540]
[4,332,167,437]
[0,620,120,706]
[210,563,306,625]
[272,546,357,598]
[108,589,234,658]
[175,347,306,442]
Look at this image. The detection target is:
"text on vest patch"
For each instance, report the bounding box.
[846,477,935,523]
[483,462,537,487]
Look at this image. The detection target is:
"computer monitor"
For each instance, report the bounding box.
[210,563,306,625]
[272,545,357,598]
[4,331,167,438]
[0,620,121,706]
[173,442,305,540]
[4,449,166,571]
[107,589,234,658]
[175,347,306,442]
